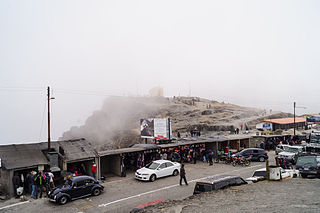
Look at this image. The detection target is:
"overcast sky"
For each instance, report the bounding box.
[1,0,320,144]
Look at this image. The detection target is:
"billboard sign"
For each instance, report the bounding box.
[263,122,272,130]
[307,116,320,124]
[140,118,172,139]
[140,118,154,138]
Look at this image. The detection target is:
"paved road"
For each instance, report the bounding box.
[141,177,320,213]
[0,160,266,213]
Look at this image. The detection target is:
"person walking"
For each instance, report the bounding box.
[12,173,20,198]
[179,164,188,186]
[92,162,97,180]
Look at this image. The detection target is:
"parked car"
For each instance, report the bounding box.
[135,160,180,182]
[278,145,303,163]
[193,175,246,195]
[246,168,267,182]
[236,148,268,162]
[275,144,290,155]
[246,168,298,182]
[48,175,104,205]
[296,155,320,178]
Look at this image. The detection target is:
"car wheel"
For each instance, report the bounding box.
[149,174,156,182]
[93,188,101,196]
[301,174,307,178]
[59,195,68,205]
[173,169,179,176]
[259,156,265,162]
[245,160,250,166]
[214,159,219,163]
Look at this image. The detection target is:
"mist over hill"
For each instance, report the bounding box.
[60,96,292,150]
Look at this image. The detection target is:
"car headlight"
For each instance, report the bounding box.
[54,195,57,200]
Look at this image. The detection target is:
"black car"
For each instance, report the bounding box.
[296,155,320,178]
[193,175,247,195]
[49,175,104,205]
[236,148,268,162]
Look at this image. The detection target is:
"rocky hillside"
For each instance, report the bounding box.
[60,96,292,150]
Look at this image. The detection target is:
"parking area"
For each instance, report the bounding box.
[0,158,266,213]
[141,177,320,213]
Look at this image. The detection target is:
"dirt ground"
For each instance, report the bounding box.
[140,178,320,213]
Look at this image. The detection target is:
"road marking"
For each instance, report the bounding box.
[79,204,93,210]
[0,200,30,210]
[98,164,263,208]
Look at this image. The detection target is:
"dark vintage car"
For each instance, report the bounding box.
[236,148,268,162]
[193,175,247,195]
[296,155,320,178]
[49,175,104,205]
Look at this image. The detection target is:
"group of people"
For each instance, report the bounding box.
[261,136,303,151]
[12,170,55,199]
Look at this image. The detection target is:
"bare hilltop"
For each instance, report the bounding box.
[61,96,292,150]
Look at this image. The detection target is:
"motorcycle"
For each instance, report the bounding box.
[232,155,251,167]
[215,154,233,164]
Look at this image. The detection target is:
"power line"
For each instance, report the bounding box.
[38,99,47,142]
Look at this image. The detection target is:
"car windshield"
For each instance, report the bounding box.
[283,147,299,153]
[65,179,73,186]
[297,157,315,165]
[253,171,266,177]
[145,162,160,170]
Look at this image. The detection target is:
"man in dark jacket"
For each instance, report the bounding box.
[179,164,188,186]
[34,172,44,199]
[26,172,33,194]
[12,173,20,198]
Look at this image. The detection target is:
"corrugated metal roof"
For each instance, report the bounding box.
[53,139,97,162]
[0,138,97,170]
[264,117,306,125]
[0,143,48,170]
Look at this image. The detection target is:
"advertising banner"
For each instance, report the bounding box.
[140,118,172,139]
[154,118,168,139]
[140,118,154,138]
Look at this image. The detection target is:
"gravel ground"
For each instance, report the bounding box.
[140,178,320,213]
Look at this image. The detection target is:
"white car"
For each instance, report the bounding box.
[135,160,181,182]
[246,168,298,182]
[246,168,267,182]
[278,145,303,162]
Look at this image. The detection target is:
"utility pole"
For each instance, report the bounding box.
[293,102,307,136]
[294,102,296,136]
[47,86,51,151]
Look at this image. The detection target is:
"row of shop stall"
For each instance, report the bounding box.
[2,136,254,197]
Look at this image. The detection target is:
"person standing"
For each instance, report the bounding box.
[34,172,44,199]
[31,171,37,199]
[12,173,20,198]
[208,150,213,166]
[47,171,55,189]
[92,162,97,180]
[179,164,188,186]
[26,172,33,195]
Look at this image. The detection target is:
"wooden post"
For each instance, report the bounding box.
[266,160,270,180]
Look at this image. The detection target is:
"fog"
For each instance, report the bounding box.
[0,0,320,144]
